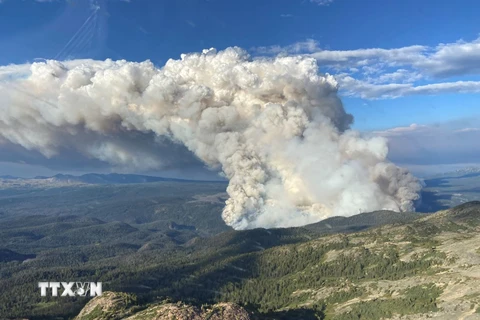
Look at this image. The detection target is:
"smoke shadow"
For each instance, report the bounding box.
[422,172,480,189]
[423,178,452,188]
[416,190,452,212]
[261,309,324,320]
[428,173,480,183]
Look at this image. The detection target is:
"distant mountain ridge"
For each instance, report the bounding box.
[429,166,480,179]
[0,175,22,180]
[2,173,226,185]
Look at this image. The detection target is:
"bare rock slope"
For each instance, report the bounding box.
[75,291,251,320]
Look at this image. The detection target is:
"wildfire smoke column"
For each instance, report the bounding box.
[0,47,422,229]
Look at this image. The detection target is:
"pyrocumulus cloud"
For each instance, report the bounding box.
[0,47,422,229]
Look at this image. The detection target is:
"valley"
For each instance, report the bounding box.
[0,173,479,319]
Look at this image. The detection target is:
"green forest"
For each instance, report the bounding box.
[0,182,479,319]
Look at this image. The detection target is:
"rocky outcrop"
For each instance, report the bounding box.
[75,291,251,320]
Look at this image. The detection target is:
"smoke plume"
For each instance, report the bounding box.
[0,47,422,229]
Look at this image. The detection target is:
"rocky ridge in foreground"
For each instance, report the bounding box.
[75,291,251,320]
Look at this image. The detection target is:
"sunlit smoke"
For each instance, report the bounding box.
[0,47,422,229]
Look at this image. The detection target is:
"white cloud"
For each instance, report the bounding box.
[373,124,429,136]
[253,39,320,55]
[455,128,480,133]
[418,38,480,78]
[185,20,196,28]
[310,0,335,6]
[372,69,423,84]
[337,75,480,99]
[309,45,426,66]
[306,38,480,78]
[252,36,480,99]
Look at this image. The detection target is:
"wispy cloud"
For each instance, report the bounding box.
[455,128,480,133]
[137,26,148,34]
[310,0,335,6]
[373,124,429,136]
[337,76,480,99]
[185,20,196,28]
[253,39,319,55]
[306,37,480,78]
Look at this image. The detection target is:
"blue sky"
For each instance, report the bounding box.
[1,0,479,130]
[0,0,479,176]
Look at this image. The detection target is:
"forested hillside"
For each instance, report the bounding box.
[2,189,480,319]
[72,201,480,320]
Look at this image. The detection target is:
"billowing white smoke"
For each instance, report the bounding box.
[0,47,422,229]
